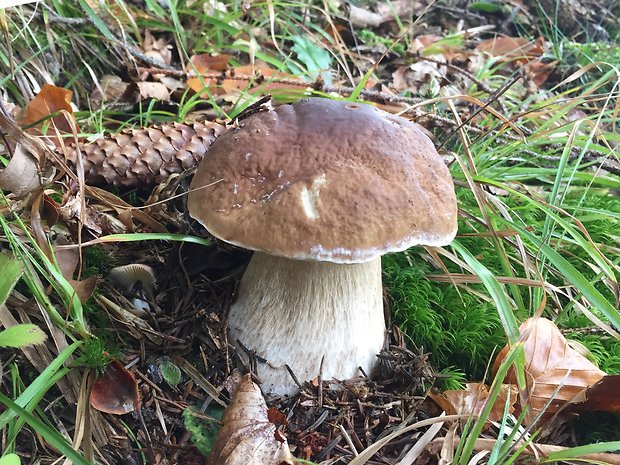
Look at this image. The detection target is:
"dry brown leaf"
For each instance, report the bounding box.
[21,84,78,145]
[87,186,167,233]
[93,75,131,104]
[68,275,98,304]
[207,374,294,465]
[524,60,557,87]
[411,34,444,53]
[493,318,606,416]
[186,53,232,95]
[53,245,98,304]
[349,0,424,27]
[41,192,60,226]
[476,36,544,64]
[392,61,442,93]
[143,30,172,66]
[135,82,171,101]
[187,55,302,98]
[0,143,41,196]
[567,374,620,413]
[429,383,517,422]
[55,246,80,281]
[90,360,140,415]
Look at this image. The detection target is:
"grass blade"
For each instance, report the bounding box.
[0,392,91,465]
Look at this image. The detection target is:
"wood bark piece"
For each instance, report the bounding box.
[60,121,226,186]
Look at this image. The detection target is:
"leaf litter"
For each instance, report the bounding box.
[1,1,619,465]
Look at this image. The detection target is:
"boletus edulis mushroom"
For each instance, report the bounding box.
[188,98,457,395]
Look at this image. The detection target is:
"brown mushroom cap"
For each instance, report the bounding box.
[188,98,457,263]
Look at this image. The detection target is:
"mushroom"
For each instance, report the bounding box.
[188,98,457,395]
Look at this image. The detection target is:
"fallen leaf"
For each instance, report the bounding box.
[93,75,131,104]
[348,0,423,27]
[186,55,302,98]
[0,143,41,197]
[493,318,606,416]
[207,374,294,465]
[41,192,60,226]
[21,84,78,144]
[135,81,171,101]
[524,60,557,87]
[476,36,544,64]
[392,61,443,94]
[90,360,141,415]
[143,30,172,66]
[186,54,232,95]
[55,246,80,281]
[120,81,171,103]
[53,245,98,304]
[411,34,444,52]
[429,383,517,422]
[567,374,620,413]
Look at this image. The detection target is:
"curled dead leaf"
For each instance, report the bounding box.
[90,360,141,415]
[567,374,620,414]
[143,30,172,66]
[524,60,557,87]
[0,143,42,197]
[207,374,294,465]
[429,382,517,422]
[135,82,171,101]
[186,54,233,95]
[21,84,78,146]
[53,245,98,304]
[493,318,606,416]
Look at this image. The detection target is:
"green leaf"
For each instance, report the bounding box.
[0,252,22,307]
[469,1,506,13]
[0,324,46,348]
[0,454,20,465]
[159,358,182,386]
[291,36,332,85]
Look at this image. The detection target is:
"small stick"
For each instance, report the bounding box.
[339,424,359,457]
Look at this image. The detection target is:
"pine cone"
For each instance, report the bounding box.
[60,121,227,186]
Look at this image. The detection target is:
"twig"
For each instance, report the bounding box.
[137,66,425,105]
[338,424,359,457]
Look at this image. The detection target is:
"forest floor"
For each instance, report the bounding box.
[0,1,619,464]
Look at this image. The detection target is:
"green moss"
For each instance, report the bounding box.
[79,336,120,370]
[82,246,114,278]
[383,252,505,381]
[183,406,224,457]
[566,332,620,374]
[575,412,620,443]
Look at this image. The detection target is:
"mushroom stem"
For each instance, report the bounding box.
[228,252,386,395]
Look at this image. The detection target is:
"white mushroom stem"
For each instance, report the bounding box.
[228,252,386,395]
